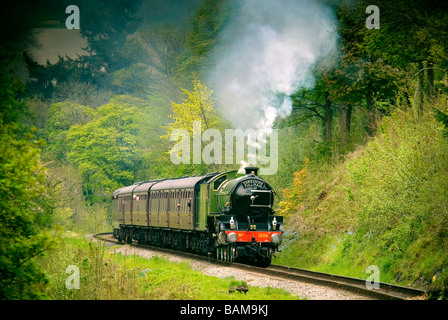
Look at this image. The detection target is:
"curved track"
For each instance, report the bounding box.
[94,232,426,300]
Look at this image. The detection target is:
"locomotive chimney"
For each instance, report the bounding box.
[244,167,259,176]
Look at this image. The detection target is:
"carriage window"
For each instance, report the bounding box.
[213,175,227,190]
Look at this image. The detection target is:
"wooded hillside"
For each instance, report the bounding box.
[1,0,447,299]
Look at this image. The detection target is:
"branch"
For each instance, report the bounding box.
[409,67,447,83]
[292,104,324,120]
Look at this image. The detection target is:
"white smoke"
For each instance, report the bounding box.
[207,0,338,135]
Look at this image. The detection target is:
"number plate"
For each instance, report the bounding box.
[226,231,281,242]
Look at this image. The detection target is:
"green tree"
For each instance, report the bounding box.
[0,0,60,299]
[342,0,448,111]
[44,101,97,161]
[178,0,232,75]
[162,77,229,174]
[0,123,56,299]
[66,96,146,203]
[291,77,334,147]
[112,23,187,98]
[0,69,28,125]
[163,77,222,136]
[79,0,143,88]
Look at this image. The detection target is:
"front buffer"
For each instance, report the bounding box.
[214,214,283,267]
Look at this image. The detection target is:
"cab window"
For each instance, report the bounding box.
[213,175,227,191]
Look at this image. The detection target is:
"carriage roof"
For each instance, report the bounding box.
[150,175,214,191]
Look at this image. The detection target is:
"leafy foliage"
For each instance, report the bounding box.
[163,77,221,136]
[179,0,232,74]
[66,96,147,203]
[0,123,57,299]
[278,159,309,217]
[434,108,448,137]
[3,0,448,299]
[44,101,97,161]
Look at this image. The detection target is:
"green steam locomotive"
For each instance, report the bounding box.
[111,167,283,266]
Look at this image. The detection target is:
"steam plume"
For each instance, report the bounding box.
[207,0,338,134]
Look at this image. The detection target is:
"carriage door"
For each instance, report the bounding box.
[166,191,170,228]
[119,195,125,225]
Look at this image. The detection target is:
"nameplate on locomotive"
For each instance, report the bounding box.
[241,180,266,189]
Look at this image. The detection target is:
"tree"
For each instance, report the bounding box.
[66,96,146,203]
[292,78,334,145]
[0,0,60,299]
[112,23,187,97]
[342,0,448,112]
[134,24,186,78]
[163,77,223,136]
[44,101,97,161]
[0,70,28,124]
[162,77,229,173]
[23,0,145,98]
[178,0,232,74]
[278,159,309,217]
[79,0,143,87]
[0,123,56,299]
[52,81,110,109]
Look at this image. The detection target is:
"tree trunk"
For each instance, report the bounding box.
[366,105,378,136]
[414,61,425,117]
[324,90,332,144]
[425,60,435,98]
[339,104,352,146]
[346,104,352,134]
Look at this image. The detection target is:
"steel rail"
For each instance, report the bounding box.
[93,232,426,300]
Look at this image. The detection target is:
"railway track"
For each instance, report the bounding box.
[94,232,426,300]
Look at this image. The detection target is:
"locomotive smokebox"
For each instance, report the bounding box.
[244,167,259,176]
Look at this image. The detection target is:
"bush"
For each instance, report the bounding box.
[276,97,448,294]
[0,123,57,299]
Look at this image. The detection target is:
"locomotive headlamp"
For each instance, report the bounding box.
[271,233,282,244]
[228,232,237,243]
[218,231,228,245]
[272,217,277,230]
[230,216,235,229]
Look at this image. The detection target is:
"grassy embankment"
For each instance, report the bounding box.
[38,233,302,300]
[275,99,448,299]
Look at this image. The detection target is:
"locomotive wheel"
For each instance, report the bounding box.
[216,246,235,262]
[217,247,224,261]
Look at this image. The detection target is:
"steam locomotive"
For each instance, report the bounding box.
[111,167,283,266]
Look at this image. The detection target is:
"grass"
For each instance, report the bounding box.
[38,232,302,300]
[274,98,448,299]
